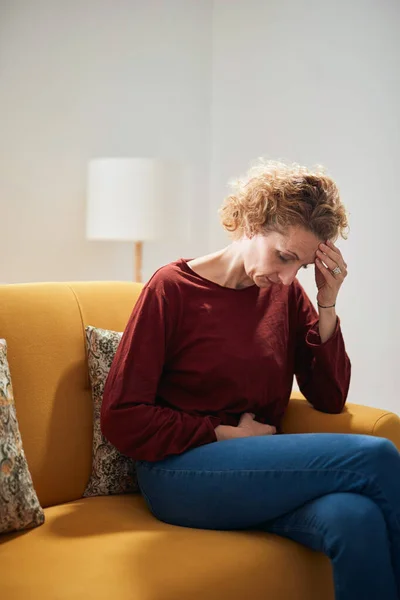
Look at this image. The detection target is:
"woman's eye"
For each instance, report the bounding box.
[279,253,308,269]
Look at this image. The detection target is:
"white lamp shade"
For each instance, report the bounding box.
[86,158,186,242]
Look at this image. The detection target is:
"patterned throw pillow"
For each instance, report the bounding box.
[84,326,138,497]
[0,339,45,533]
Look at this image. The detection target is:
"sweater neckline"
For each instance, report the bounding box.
[179,258,258,292]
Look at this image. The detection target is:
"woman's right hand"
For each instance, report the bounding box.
[214,413,276,441]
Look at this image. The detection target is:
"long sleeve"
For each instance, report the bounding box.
[100,283,219,462]
[293,280,351,413]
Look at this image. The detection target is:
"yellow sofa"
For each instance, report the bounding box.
[1,281,399,600]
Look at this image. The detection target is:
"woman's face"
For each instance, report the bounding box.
[242,227,322,288]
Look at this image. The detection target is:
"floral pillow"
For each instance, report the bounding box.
[0,339,45,533]
[83,326,138,497]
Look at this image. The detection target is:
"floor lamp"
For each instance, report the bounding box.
[86,158,173,282]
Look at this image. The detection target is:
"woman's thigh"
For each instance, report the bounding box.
[136,433,400,530]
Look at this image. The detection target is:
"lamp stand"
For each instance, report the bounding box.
[134,241,143,283]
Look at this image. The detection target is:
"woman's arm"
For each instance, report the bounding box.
[318,305,337,344]
[293,280,351,414]
[101,283,220,462]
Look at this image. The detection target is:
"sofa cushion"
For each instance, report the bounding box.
[0,339,44,533]
[84,326,138,497]
[0,282,143,509]
[0,495,333,600]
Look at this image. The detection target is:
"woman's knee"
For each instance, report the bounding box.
[359,436,400,474]
[319,493,387,554]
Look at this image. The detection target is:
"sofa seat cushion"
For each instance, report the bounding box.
[0,495,333,600]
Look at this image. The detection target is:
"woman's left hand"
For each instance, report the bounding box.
[315,240,348,306]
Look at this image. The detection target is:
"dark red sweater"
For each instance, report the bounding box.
[101,259,351,462]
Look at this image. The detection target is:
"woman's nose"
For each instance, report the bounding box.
[279,267,298,286]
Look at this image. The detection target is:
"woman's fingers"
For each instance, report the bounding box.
[318,243,347,274]
[316,249,338,271]
[315,257,336,282]
[326,240,348,268]
[238,412,255,425]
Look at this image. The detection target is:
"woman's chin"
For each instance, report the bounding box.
[256,275,273,287]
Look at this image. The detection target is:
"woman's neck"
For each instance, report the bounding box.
[187,242,254,289]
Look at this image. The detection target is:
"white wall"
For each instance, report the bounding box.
[0,0,213,282]
[1,0,399,413]
[210,0,400,412]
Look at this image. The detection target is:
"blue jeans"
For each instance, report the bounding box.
[136,433,400,600]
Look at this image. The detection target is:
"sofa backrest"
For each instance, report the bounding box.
[0,281,143,508]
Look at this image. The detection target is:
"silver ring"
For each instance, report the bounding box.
[331,266,342,275]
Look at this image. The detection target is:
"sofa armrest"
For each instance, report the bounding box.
[283,392,400,450]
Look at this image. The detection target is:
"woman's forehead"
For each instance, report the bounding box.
[278,229,321,261]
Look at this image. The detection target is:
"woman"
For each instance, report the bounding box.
[101,160,400,600]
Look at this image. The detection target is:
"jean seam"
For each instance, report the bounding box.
[140,465,383,477]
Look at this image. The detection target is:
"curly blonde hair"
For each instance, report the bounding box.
[219,159,349,242]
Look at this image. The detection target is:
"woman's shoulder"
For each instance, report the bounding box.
[291,277,306,296]
[288,278,315,313]
[145,258,191,297]
[267,277,306,302]
[269,278,311,312]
